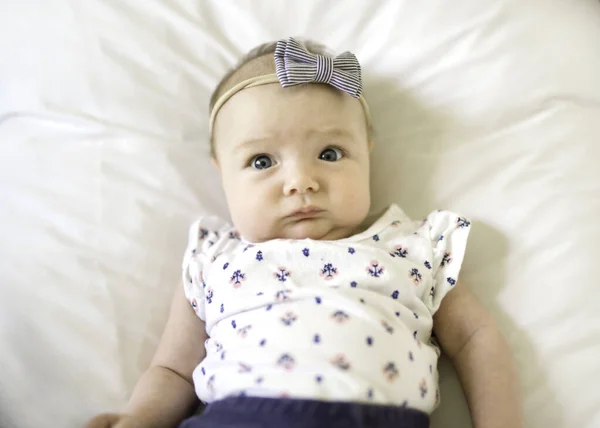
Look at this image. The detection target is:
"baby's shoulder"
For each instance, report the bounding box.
[358,204,470,249]
[185,215,243,259]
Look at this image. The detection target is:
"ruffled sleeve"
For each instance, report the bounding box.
[424,210,472,314]
[181,215,234,320]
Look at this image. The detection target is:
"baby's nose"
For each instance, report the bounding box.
[283,165,320,195]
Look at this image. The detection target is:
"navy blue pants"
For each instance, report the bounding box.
[179,396,429,428]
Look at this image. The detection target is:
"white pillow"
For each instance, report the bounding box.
[1,1,599,427]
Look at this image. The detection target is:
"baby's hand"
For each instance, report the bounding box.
[84,413,148,428]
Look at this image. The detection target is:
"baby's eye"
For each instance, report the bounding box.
[251,155,274,170]
[319,147,344,162]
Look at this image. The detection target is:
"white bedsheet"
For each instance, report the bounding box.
[1,1,600,427]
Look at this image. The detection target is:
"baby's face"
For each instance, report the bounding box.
[212,83,372,243]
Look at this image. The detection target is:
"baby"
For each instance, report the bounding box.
[88,38,522,428]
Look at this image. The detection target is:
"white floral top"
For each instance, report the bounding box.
[182,204,471,414]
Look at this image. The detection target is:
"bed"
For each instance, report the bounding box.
[1,1,599,427]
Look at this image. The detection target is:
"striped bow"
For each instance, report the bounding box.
[274,37,363,98]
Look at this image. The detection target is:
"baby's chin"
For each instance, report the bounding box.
[278,219,357,241]
[241,219,360,242]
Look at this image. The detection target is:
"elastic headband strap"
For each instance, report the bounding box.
[209,74,372,137]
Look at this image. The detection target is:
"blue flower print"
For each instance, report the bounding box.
[207,375,216,392]
[266,304,273,311]
[215,342,223,352]
[320,263,338,280]
[221,351,226,360]
[395,311,401,317]
[191,248,196,254]
[313,334,321,344]
[447,277,457,286]
[438,235,444,242]
[366,337,373,346]
[231,320,237,328]
[419,379,428,398]
[243,244,254,252]
[259,339,266,347]
[331,310,350,323]
[429,287,435,298]
[206,289,214,304]
[280,312,298,326]
[350,281,357,288]
[429,365,433,374]
[238,363,252,373]
[277,353,296,371]
[383,362,399,381]
[330,354,351,370]
[367,260,384,278]
[315,375,323,383]
[381,321,394,334]
[457,217,471,228]
[201,367,206,376]
[191,299,198,312]
[391,245,408,258]
[348,247,355,254]
[302,248,310,257]
[275,289,292,301]
[441,252,452,267]
[199,228,209,240]
[414,332,422,349]
[229,270,246,288]
[367,389,374,399]
[208,240,214,247]
[424,261,432,270]
[256,377,264,384]
[274,267,291,282]
[220,303,224,313]
[238,325,252,338]
[223,262,229,270]
[413,312,419,319]
[256,251,263,261]
[409,268,422,285]
[315,297,322,304]
[409,351,414,361]
[391,290,399,299]
[372,234,380,242]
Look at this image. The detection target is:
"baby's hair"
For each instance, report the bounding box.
[209,39,372,157]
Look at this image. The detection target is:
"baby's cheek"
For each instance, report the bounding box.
[230,185,275,239]
[337,173,369,200]
[338,178,370,217]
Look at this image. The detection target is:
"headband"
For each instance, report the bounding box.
[209,37,372,136]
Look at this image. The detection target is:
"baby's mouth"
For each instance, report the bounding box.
[289,206,324,219]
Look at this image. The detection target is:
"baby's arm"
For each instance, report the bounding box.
[87,283,207,428]
[433,282,523,428]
